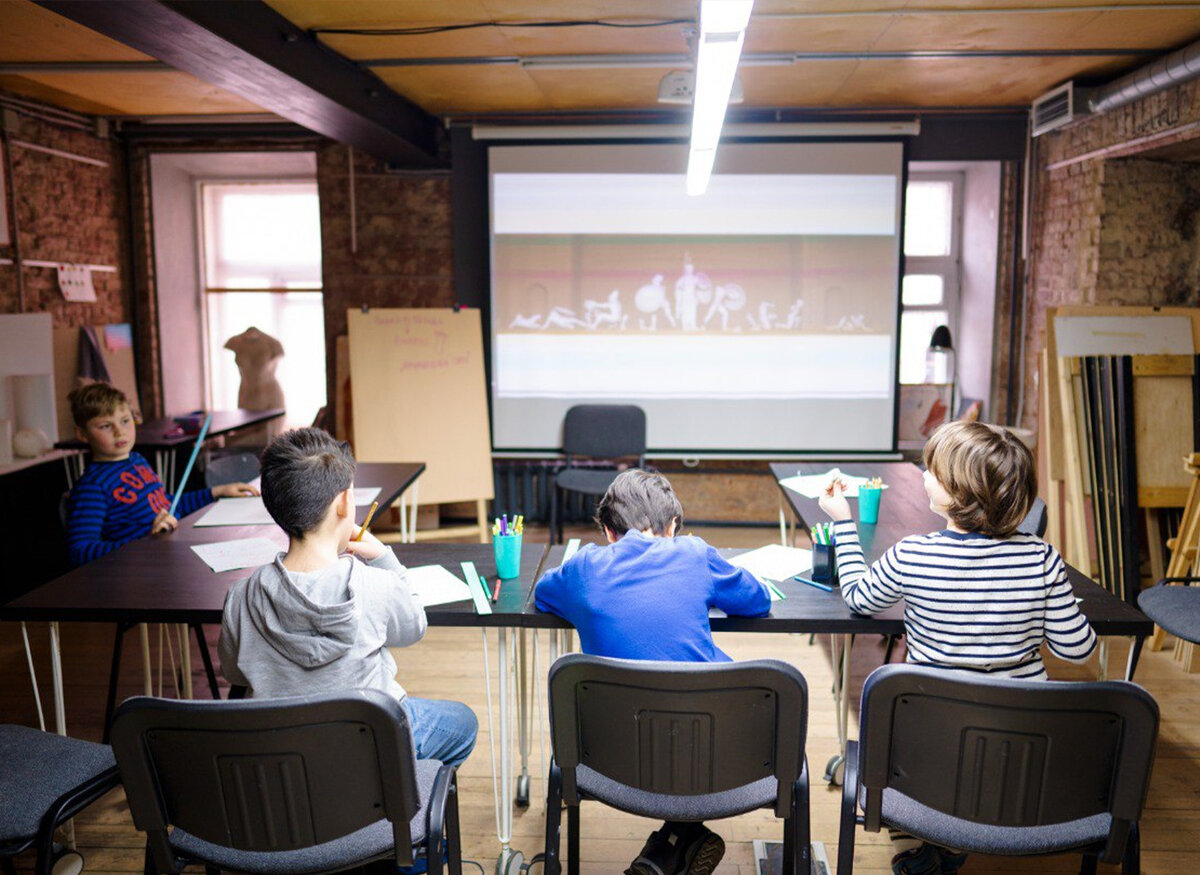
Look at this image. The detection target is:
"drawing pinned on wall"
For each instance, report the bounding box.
[57,264,97,303]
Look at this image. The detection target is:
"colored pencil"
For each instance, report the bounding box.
[167,413,212,519]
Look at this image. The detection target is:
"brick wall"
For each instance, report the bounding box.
[0,97,129,327]
[1024,78,1200,431]
[316,144,455,406]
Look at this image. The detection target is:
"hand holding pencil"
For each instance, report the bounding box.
[345,500,385,560]
[819,476,852,522]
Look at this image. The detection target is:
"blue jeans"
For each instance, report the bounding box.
[401,696,478,768]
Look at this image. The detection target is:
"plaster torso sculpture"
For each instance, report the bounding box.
[224,327,286,411]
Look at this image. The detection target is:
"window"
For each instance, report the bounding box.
[199,182,325,428]
[899,175,961,385]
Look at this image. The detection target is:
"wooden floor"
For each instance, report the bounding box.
[4,523,1200,874]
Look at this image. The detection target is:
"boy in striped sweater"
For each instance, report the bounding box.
[820,420,1096,875]
[65,383,257,566]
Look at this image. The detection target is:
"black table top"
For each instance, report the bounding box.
[56,408,286,452]
[1,462,429,624]
[769,461,1150,636]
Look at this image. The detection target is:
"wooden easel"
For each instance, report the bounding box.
[347,308,495,543]
[1152,452,1200,669]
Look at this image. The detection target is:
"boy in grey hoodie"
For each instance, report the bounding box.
[218,427,477,768]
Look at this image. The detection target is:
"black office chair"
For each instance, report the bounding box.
[0,724,122,875]
[549,405,646,543]
[1138,576,1200,647]
[838,664,1158,875]
[110,690,462,875]
[203,451,260,488]
[543,654,810,875]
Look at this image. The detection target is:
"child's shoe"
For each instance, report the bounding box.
[625,824,683,875]
[891,843,942,875]
[937,848,968,873]
[679,824,724,875]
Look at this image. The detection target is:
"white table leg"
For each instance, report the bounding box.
[1097,637,1110,682]
[823,633,853,785]
[178,624,193,699]
[408,481,420,543]
[779,499,788,547]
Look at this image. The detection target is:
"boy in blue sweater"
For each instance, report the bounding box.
[535,469,771,875]
[65,383,258,566]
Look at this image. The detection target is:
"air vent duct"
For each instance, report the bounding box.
[1032,82,1091,137]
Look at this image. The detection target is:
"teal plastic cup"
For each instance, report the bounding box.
[858,486,883,525]
[493,533,522,580]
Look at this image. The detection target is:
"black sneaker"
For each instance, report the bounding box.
[679,825,725,875]
[625,824,684,875]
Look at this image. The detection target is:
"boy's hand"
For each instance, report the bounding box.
[345,528,387,561]
[214,482,260,498]
[819,478,853,522]
[151,509,179,535]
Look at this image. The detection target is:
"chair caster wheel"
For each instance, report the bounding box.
[496,847,525,875]
[824,753,846,786]
[516,774,530,807]
[52,850,84,875]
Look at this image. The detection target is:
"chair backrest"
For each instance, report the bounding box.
[548,654,807,818]
[561,405,646,463]
[204,451,261,488]
[1018,496,1048,537]
[857,665,1158,858]
[110,690,421,871]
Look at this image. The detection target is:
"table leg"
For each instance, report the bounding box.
[20,622,47,732]
[139,624,152,695]
[823,633,853,786]
[1097,637,1110,682]
[779,499,788,547]
[178,624,193,699]
[1126,635,1145,681]
[515,627,532,808]
[46,623,79,851]
[409,481,420,543]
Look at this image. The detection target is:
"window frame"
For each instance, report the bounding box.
[196,177,324,415]
[901,172,963,384]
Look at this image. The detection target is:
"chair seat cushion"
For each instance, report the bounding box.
[576,764,777,821]
[1138,585,1200,644]
[555,468,620,496]
[170,758,442,874]
[0,725,117,843]
[867,786,1112,856]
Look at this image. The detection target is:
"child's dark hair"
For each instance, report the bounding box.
[69,382,128,427]
[596,469,683,537]
[923,420,1037,538]
[260,428,356,540]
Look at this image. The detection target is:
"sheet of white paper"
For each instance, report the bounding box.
[729,544,814,587]
[355,487,381,506]
[194,497,275,526]
[191,538,280,573]
[195,487,382,527]
[406,564,473,607]
[778,468,889,499]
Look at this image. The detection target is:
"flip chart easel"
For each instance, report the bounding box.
[348,308,494,542]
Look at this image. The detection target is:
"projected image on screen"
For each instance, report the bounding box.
[488,143,903,452]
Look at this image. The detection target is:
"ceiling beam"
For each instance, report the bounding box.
[34,0,445,166]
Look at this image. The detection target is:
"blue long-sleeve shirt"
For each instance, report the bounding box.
[66,452,213,566]
[534,530,771,662]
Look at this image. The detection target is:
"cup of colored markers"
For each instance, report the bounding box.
[492,513,524,580]
[858,477,884,525]
[810,522,838,584]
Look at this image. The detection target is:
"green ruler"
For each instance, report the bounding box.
[461,561,492,616]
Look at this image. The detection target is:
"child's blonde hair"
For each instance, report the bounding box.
[68,382,129,427]
[922,421,1037,537]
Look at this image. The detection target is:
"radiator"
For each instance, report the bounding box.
[492,460,613,524]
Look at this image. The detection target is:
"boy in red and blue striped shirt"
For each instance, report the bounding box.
[65,383,257,566]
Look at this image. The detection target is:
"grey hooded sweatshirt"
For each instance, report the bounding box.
[218,548,426,700]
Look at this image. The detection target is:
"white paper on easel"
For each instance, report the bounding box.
[729,544,814,583]
[57,264,97,303]
[190,538,280,572]
[1053,315,1194,356]
[405,564,473,607]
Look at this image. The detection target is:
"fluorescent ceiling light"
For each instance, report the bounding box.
[687,0,754,196]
